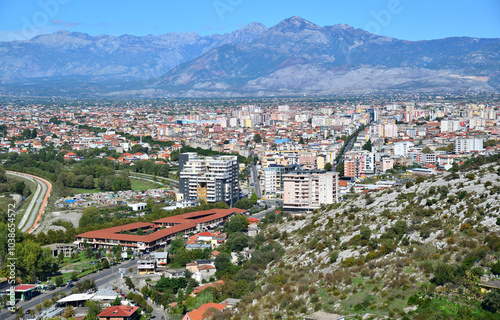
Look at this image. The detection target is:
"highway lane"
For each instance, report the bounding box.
[3,259,137,320]
[5,171,51,233]
[251,163,262,199]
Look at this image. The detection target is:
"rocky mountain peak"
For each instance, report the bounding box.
[271,16,321,33]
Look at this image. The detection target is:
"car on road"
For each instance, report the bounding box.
[25,309,32,314]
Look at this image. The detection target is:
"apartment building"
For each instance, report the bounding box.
[283,170,339,212]
[454,138,483,153]
[263,164,285,196]
[179,153,239,205]
[343,150,376,179]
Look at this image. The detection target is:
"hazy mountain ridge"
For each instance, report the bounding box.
[0,22,267,81]
[1,16,499,97]
[150,16,500,96]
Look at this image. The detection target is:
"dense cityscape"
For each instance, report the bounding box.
[1,1,500,319]
[0,94,500,319]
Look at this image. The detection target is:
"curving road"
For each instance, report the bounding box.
[6,171,52,233]
[2,259,137,320]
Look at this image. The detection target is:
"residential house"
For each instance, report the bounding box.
[98,305,140,320]
[165,268,186,279]
[182,303,227,320]
[137,260,155,275]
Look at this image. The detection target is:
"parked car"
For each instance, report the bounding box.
[67,283,74,288]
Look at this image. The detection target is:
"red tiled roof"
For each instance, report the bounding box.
[197,232,215,237]
[185,303,226,320]
[193,281,224,294]
[198,265,215,270]
[154,208,245,225]
[15,284,37,291]
[98,305,139,317]
[77,209,244,246]
[211,250,221,257]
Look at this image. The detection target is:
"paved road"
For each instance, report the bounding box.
[250,162,261,199]
[6,171,51,233]
[3,259,137,320]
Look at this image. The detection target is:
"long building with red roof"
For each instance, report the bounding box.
[75,208,245,253]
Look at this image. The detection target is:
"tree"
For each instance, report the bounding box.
[432,262,456,286]
[253,134,262,143]
[234,198,253,210]
[110,295,121,306]
[85,300,103,319]
[156,277,187,294]
[214,252,232,275]
[83,175,95,189]
[71,251,79,261]
[336,163,344,177]
[102,258,109,268]
[249,192,258,204]
[482,290,500,313]
[226,233,250,252]
[55,275,64,287]
[394,220,408,237]
[324,162,332,171]
[62,305,76,318]
[299,137,305,144]
[224,214,249,234]
[125,277,135,290]
[360,226,371,241]
[491,261,500,275]
[362,139,373,152]
[422,147,432,154]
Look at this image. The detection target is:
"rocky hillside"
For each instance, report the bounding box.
[238,160,500,319]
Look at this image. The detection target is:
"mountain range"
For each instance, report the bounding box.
[1,16,499,97]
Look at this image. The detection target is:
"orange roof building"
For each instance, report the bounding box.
[182,303,226,320]
[76,209,245,253]
[98,305,139,320]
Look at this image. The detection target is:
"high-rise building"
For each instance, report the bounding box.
[454,138,483,153]
[263,164,285,196]
[343,150,376,179]
[179,154,239,205]
[283,170,339,211]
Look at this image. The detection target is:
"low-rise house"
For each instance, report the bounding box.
[182,303,227,320]
[150,251,168,267]
[247,223,260,237]
[479,280,500,294]
[137,260,155,275]
[98,305,140,320]
[194,265,216,283]
[165,268,186,279]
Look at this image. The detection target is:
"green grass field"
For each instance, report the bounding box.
[0,196,14,210]
[130,178,161,191]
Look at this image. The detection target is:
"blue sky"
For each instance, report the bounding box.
[0,0,499,41]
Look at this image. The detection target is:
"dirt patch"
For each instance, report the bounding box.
[33,209,83,234]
